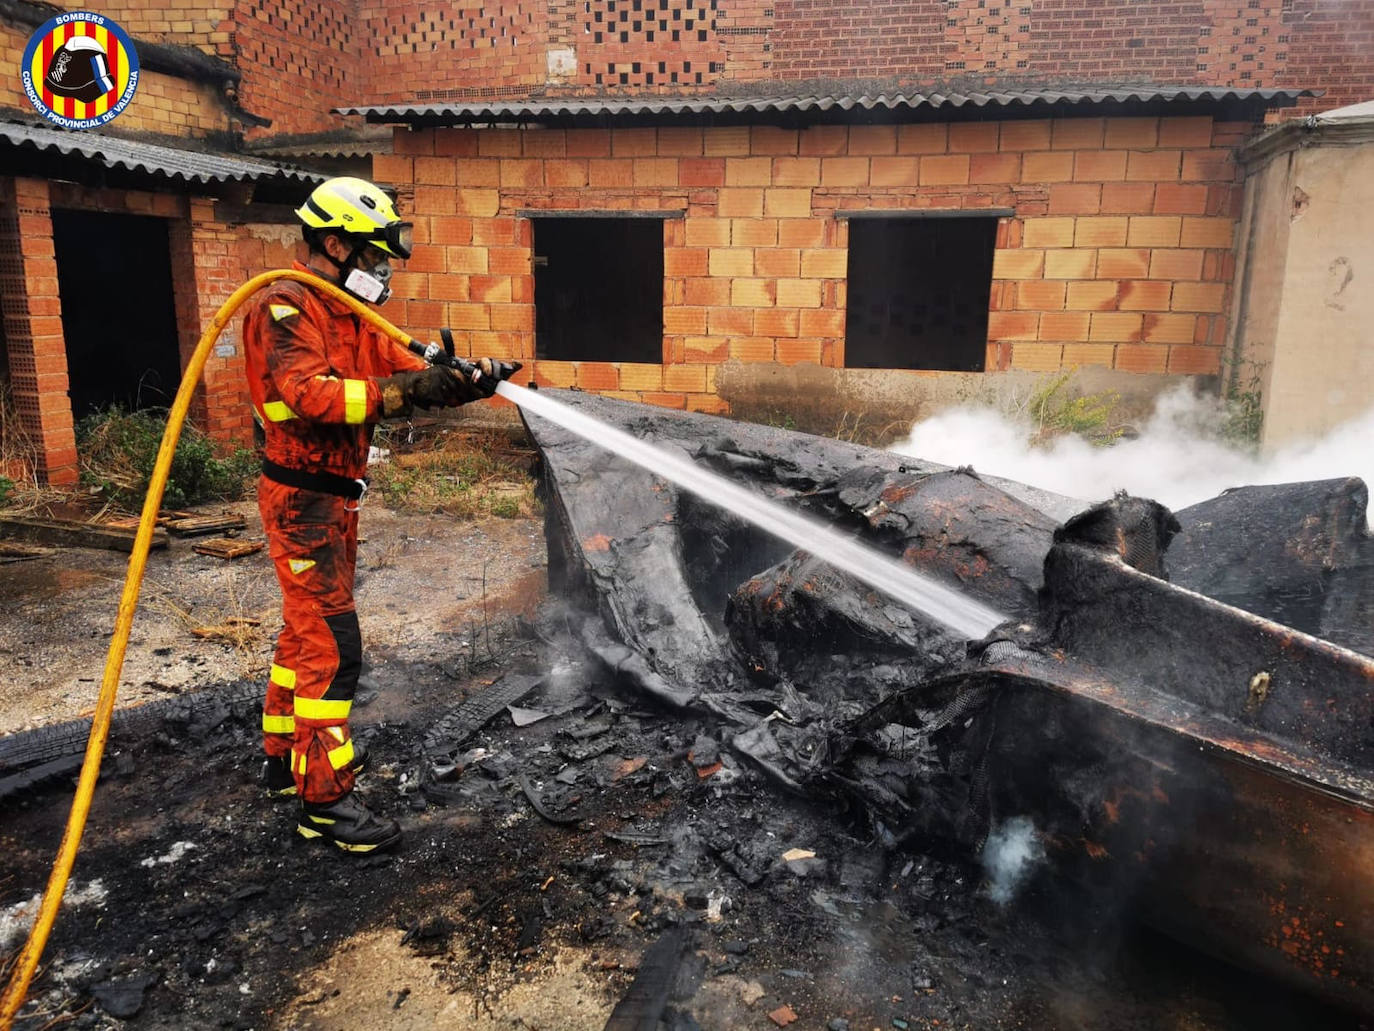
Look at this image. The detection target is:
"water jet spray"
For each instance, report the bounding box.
[495,380,1007,641]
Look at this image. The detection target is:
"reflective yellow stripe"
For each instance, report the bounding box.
[292,750,307,777]
[262,401,297,422]
[270,664,297,690]
[294,697,352,721]
[270,304,300,322]
[327,739,356,770]
[343,378,368,425]
[263,714,295,734]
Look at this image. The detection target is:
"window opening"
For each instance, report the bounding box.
[533,217,664,363]
[844,217,997,371]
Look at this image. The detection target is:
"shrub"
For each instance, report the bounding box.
[1026,371,1123,447]
[76,406,256,510]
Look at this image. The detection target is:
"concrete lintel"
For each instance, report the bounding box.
[836,207,1015,219]
[517,209,686,219]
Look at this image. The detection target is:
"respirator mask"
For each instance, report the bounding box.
[342,248,394,305]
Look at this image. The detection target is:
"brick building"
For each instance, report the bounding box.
[0,0,326,486]
[338,93,1290,425]
[2,0,1372,482]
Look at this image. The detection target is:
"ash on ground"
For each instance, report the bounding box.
[0,588,1360,1029]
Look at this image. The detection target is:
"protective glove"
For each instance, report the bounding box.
[469,357,522,398]
[376,365,467,417]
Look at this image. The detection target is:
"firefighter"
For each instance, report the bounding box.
[244,176,512,853]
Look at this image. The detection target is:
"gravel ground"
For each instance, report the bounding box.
[0,499,546,736]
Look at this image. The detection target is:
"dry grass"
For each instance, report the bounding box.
[0,380,38,484]
[368,425,540,519]
[154,587,269,654]
[0,385,105,518]
[0,380,62,515]
[145,572,275,683]
[830,410,911,448]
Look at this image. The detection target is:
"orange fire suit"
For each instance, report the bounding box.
[244,262,440,803]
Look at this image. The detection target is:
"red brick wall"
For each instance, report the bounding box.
[765,0,1374,113]
[369,114,1242,415]
[1024,1,1204,83]
[0,179,76,486]
[359,1,546,103]
[49,0,234,58]
[29,0,1374,143]
[769,0,946,80]
[33,0,1369,140]
[0,176,305,477]
[233,0,363,137]
[569,0,727,89]
[1278,0,1374,116]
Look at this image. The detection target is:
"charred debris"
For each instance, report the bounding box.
[2,390,1371,1027]
[503,390,1374,1017]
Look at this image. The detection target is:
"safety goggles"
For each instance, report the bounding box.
[370,220,413,260]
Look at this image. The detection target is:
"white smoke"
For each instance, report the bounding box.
[892,386,1374,519]
[982,816,1044,904]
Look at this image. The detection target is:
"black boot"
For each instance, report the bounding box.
[260,754,296,797]
[297,792,401,853]
[261,745,368,798]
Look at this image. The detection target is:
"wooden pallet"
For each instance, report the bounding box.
[191,537,264,560]
[165,513,248,537]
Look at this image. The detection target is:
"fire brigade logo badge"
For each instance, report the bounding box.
[21,12,139,130]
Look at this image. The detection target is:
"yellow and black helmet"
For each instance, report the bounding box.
[295,176,413,259]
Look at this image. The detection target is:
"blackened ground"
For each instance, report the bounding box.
[1,624,1365,1031]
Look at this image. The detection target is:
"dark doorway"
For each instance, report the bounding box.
[52,210,182,418]
[844,216,998,371]
[533,217,664,363]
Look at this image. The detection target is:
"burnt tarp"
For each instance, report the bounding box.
[727,468,1059,703]
[521,390,1374,1013]
[528,391,1072,714]
[1171,478,1374,655]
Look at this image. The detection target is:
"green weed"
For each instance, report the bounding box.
[367,425,539,519]
[1026,371,1123,446]
[76,406,257,510]
[1221,363,1266,447]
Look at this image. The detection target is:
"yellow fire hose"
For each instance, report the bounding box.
[0,269,427,1027]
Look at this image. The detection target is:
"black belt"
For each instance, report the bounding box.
[262,460,368,500]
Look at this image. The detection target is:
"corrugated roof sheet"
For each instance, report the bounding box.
[0,120,326,185]
[247,128,394,159]
[337,86,1312,124]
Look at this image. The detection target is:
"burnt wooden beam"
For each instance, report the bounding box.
[0,515,168,552]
